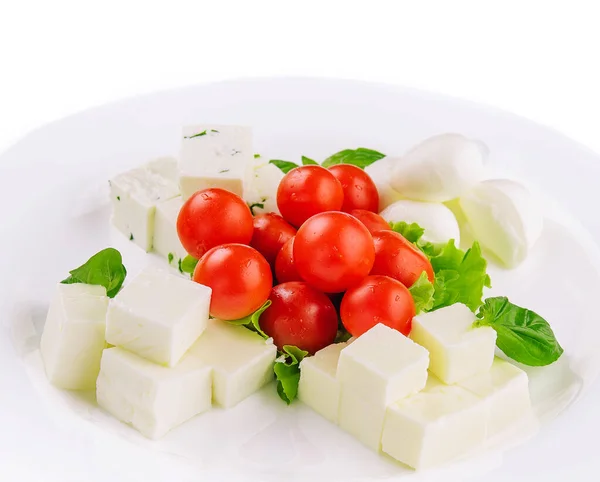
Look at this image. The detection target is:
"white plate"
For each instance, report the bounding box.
[1,78,600,482]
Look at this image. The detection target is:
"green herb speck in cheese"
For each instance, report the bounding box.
[219,169,230,174]
[168,253,174,264]
[184,130,207,139]
[254,153,261,158]
[211,129,219,133]
[116,196,120,201]
[129,233,134,241]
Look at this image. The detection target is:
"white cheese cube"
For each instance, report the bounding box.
[40,283,109,390]
[179,125,253,200]
[458,357,531,436]
[410,303,497,384]
[364,157,403,211]
[96,347,212,439]
[105,267,211,367]
[298,342,349,424]
[153,196,188,268]
[337,324,429,450]
[381,376,487,469]
[189,319,276,408]
[145,156,179,182]
[110,167,179,251]
[244,160,284,214]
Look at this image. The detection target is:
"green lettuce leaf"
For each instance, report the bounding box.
[390,221,425,244]
[408,272,435,313]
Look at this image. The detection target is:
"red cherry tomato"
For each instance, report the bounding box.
[341,275,416,337]
[276,165,344,227]
[250,213,297,265]
[294,212,375,293]
[274,237,303,283]
[350,209,392,235]
[328,164,379,213]
[193,244,272,320]
[177,188,253,259]
[371,230,434,287]
[260,282,338,354]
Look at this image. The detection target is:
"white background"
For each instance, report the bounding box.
[1,0,599,480]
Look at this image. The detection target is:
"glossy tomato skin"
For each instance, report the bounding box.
[177,188,253,259]
[274,237,303,283]
[250,213,297,265]
[350,209,392,235]
[276,165,344,227]
[193,244,272,320]
[341,275,416,337]
[294,212,375,293]
[260,282,338,354]
[328,164,379,213]
[371,230,434,287]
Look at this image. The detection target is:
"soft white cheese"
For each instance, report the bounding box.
[153,196,188,268]
[458,357,531,436]
[298,342,350,424]
[179,125,253,200]
[410,303,497,384]
[390,133,487,202]
[381,375,487,470]
[337,324,429,450]
[189,319,277,408]
[96,347,212,439]
[109,167,179,251]
[145,156,179,182]
[105,266,211,367]
[40,283,109,390]
[364,157,403,211]
[380,199,461,245]
[244,159,284,214]
[459,179,543,268]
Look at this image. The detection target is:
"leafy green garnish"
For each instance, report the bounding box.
[248,202,265,215]
[254,153,261,158]
[60,248,127,298]
[274,345,309,404]
[269,159,299,174]
[408,272,435,314]
[475,297,563,366]
[301,156,318,165]
[210,129,219,133]
[390,221,425,244]
[180,255,198,275]
[167,253,174,264]
[116,196,120,201]
[129,233,134,241]
[227,300,271,339]
[321,147,385,168]
[184,130,207,139]
[218,169,230,174]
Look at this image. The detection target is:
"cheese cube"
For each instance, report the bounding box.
[153,196,188,268]
[109,167,179,251]
[145,156,179,182]
[179,125,253,200]
[40,283,109,390]
[381,376,487,470]
[298,342,349,424]
[337,324,429,450]
[458,357,531,436]
[105,267,211,367]
[190,319,276,408]
[244,159,284,214]
[96,347,212,439]
[410,303,497,384]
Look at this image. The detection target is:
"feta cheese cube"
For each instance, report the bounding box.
[40,283,109,390]
[96,347,212,439]
[337,324,429,450]
[110,167,179,251]
[153,196,188,268]
[410,303,497,384]
[179,125,253,200]
[145,156,179,182]
[381,376,487,470]
[244,160,284,214]
[298,342,349,424]
[105,267,211,367]
[190,319,276,408]
[458,357,531,436]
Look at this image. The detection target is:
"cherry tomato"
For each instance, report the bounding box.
[260,282,338,354]
[350,209,392,235]
[193,244,272,320]
[341,275,416,337]
[294,212,375,293]
[177,188,253,259]
[328,164,379,212]
[276,165,344,227]
[371,230,434,287]
[274,237,303,283]
[250,213,297,265]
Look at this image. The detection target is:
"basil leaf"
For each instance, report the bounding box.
[274,345,309,404]
[408,272,434,313]
[61,248,127,298]
[476,297,563,366]
[301,156,318,165]
[180,255,199,275]
[226,300,271,339]
[390,221,425,244]
[269,160,299,174]
[321,147,385,169]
